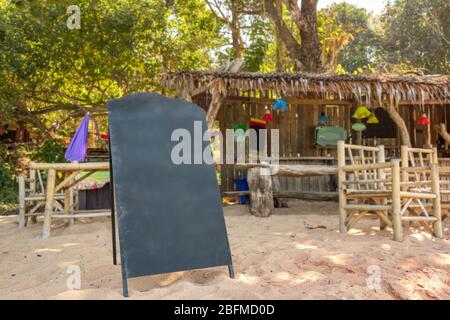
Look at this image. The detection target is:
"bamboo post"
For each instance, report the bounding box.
[432,147,438,164]
[337,141,347,233]
[400,145,409,191]
[63,173,73,226]
[377,145,388,230]
[42,168,56,239]
[18,175,26,228]
[69,185,74,225]
[29,169,37,224]
[431,164,443,238]
[391,160,403,241]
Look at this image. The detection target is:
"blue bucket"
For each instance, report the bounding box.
[235,178,249,204]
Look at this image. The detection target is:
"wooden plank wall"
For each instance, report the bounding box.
[201,90,450,192]
[216,90,346,192]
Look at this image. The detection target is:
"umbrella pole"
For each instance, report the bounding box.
[108,128,117,265]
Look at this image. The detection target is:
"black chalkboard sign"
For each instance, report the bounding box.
[108,93,234,297]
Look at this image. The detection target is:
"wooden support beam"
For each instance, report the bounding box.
[29,162,109,171]
[337,140,347,233]
[235,163,337,176]
[273,191,338,201]
[224,96,352,106]
[431,164,443,238]
[42,168,56,239]
[391,160,403,242]
[18,175,26,228]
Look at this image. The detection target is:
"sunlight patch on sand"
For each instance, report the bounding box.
[236,273,259,284]
[325,254,352,266]
[35,248,62,253]
[61,243,80,247]
[293,271,325,284]
[276,272,291,281]
[295,243,318,250]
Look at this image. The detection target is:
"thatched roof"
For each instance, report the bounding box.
[163,71,449,106]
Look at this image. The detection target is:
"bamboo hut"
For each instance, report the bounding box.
[163,71,449,193]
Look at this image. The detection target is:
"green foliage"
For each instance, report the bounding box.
[0,158,17,206]
[243,17,272,72]
[380,0,449,73]
[33,139,66,163]
[319,3,380,73]
[0,0,224,137]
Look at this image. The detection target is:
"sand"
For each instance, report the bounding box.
[0,200,449,300]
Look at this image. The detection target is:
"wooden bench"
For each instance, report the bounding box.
[18,162,112,238]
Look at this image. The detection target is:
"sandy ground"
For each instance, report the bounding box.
[0,200,449,300]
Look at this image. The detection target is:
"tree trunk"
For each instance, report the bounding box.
[247,168,274,217]
[230,0,242,58]
[275,0,283,71]
[386,103,412,147]
[263,0,301,62]
[436,123,450,144]
[206,88,223,129]
[299,0,322,72]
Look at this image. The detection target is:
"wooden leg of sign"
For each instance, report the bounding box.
[121,266,129,298]
[108,132,118,266]
[228,264,235,279]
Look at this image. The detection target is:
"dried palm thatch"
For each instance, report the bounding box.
[162,71,449,106]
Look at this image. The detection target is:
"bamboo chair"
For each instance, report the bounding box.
[401,146,450,221]
[337,141,442,241]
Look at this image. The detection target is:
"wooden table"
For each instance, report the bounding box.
[19,162,111,238]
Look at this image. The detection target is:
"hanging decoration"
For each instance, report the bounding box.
[233,123,247,131]
[262,110,273,123]
[272,98,288,111]
[233,123,247,140]
[319,112,329,125]
[352,123,367,132]
[417,113,431,125]
[249,118,266,129]
[352,106,372,119]
[367,114,379,124]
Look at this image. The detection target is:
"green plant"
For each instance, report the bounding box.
[33,139,66,163]
[0,160,17,206]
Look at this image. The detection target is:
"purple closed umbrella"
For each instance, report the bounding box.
[65,113,89,162]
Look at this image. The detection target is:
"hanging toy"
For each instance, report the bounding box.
[100,133,110,140]
[262,110,273,123]
[417,113,431,125]
[233,123,247,140]
[367,114,379,124]
[352,122,367,131]
[249,117,266,129]
[352,106,372,119]
[272,98,288,111]
[319,112,329,125]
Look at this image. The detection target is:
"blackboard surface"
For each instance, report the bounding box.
[108,93,233,295]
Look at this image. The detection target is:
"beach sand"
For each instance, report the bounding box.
[0,200,449,300]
